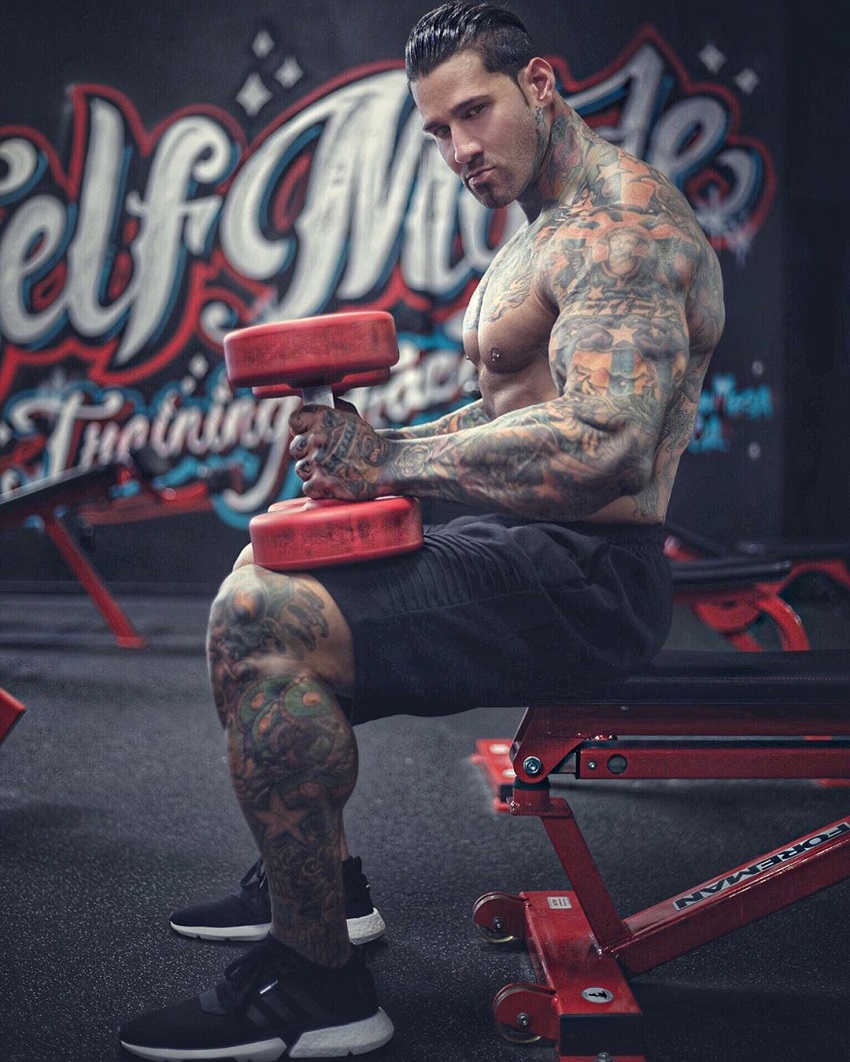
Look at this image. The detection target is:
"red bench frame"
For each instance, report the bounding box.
[473,649,850,1062]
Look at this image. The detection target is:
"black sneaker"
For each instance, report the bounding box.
[119,936,394,1060]
[170,856,386,946]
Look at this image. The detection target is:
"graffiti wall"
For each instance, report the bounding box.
[1,0,785,586]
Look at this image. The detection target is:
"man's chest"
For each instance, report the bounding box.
[463,232,556,372]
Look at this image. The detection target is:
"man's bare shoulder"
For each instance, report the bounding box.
[533,142,719,313]
[581,141,706,235]
[588,146,726,357]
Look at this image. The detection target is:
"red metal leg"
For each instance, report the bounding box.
[0,687,26,745]
[616,816,850,975]
[509,893,646,1062]
[483,786,850,1061]
[752,590,810,650]
[474,890,647,1061]
[530,793,629,949]
[42,515,146,649]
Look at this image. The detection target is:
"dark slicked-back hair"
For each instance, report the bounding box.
[405,2,535,84]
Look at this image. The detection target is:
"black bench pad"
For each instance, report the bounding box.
[0,464,127,523]
[671,557,793,588]
[553,650,850,706]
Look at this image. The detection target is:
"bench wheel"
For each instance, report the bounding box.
[493,984,553,1045]
[496,1019,541,1045]
[473,891,526,943]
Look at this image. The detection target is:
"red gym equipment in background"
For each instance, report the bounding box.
[0,457,239,648]
[668,554,810,651]
[223,311,422,570]
[0,463,147,649]
[664,523,850,652]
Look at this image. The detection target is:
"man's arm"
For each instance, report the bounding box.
[292,320,682,520]
[377,400,491,439]
[374,375,669,519]
[291,212,703,519]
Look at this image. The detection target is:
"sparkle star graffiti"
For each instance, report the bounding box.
[235,28,305,117]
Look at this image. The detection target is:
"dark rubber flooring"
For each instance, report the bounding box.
[0,585,849,1062]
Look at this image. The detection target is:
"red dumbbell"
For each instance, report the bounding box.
[223,311,423,571]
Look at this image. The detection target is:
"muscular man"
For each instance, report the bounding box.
[120,3,724,1058]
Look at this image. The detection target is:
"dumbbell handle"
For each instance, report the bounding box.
[300,384,335,408]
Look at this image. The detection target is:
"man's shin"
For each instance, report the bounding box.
[226,673,358,967]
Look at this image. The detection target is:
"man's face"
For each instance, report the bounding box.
[412,49,547,210]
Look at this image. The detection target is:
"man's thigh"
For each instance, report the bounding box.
[215,560,357,696]
[309,516,669,722]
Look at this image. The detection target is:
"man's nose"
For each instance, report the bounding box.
[453,133,481,166]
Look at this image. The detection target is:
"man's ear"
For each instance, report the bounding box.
[520,57,556,106]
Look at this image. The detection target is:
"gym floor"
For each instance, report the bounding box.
[0,583,848,1062]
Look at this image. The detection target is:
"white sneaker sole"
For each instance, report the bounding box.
[170,908,387,946]
[291,1008,394,1057]
[119,1008,394,1061]
[347,908,387,946]
[169,919,269,942]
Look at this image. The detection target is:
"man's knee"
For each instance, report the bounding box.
[227,672,358,807]
[206,563,355,715]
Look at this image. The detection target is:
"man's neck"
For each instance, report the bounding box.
[517,103,593,222]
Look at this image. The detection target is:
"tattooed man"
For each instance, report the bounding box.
[120,3,724,1059]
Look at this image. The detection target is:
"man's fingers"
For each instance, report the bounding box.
[288,403,321,434]
[290,433,309,457]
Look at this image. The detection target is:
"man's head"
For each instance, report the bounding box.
[407,4,560,213]
[405,2,535,85]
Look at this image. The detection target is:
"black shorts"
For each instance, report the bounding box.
[311,513,672,724]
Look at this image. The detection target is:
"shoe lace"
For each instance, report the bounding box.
[239,857,266,898]
[222,941,283,1016]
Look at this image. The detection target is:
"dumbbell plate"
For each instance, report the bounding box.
[224,311,398,388]
[250,496,423,570]
[251,366,391,400]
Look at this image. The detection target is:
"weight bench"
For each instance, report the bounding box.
[667,523,850,601]
[473,648,850,1062]
[669,555,810,651]
[665,524,850,652]
[735,536,850,601]
[0,458,237,648]
[0,463,147,648]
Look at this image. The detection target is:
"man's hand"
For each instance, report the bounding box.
[288,403,392,501]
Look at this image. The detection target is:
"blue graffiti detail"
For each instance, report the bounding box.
[689,373,773,453]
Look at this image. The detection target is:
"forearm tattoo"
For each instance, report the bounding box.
[379,399,492,438]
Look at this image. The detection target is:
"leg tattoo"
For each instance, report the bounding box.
[207,567,356,967]
[207,568,330,726]
[228,674,357,965]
